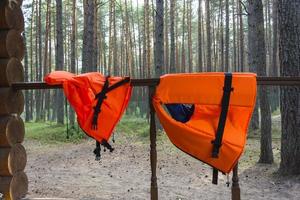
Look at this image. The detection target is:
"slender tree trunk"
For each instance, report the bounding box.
[269,0,279,112]
[232,0,237,71]
[29,0,35,121]
[205,0,211,71]
[108,0,113,74]
[225,0,229,71]
[169,0,176,73]
[164,0,169,73]
[35,0,41,121]
[248,0,273,164]
[181,0,186,72]
[175,1,180,71]
[47,5,52,121]
[113,0,118,75]
[82,0,95,72]
[187,0,193,72]
[219,0,224,71]
[145,0,151,77]
[24,32,30,122]
[155,0,164,77]
[238,0,245,71]
[198,0,203,72]
[55,0,65,124]
[42,0,51,121]
[69,0,76,127]
[93,0,98,71]
[278,0,300,175]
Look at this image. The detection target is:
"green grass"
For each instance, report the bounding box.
[25,122,85,144]
[25,115,151,144]
[117,114,150,138]
[25,113,282,145]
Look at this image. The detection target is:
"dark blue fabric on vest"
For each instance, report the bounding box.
[165,104,195,123]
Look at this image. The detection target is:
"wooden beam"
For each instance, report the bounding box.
[9,76,300,91]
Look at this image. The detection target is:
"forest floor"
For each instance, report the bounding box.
[22,115,300,200]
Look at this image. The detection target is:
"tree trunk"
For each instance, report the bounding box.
[35,0,41,121]
[198,0,203,72]
[238,0,244,71]
[154,0,164,77]
[278,0,300,175]
[181,0,186,72]
[225,0,229,71]
[205,0,211,71]
[164,0,169,73]
[145,0,151,77]
[82,0,95,72]
[187,0,193,72]
[169,0,175,73]
[248,0,273,164]
[232,0,237,71]
[69,0,76,127]
[23,32,30,122]
[269,0,279,112]
[55,0,64,124]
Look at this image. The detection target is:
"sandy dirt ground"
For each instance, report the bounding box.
[23,133,300,200]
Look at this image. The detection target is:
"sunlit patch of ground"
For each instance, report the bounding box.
[23,115,300,199]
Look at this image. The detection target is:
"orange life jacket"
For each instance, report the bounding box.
[45,71,132,159]
[153,73,257,176]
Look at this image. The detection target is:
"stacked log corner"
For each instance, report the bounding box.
[0,0,28,199]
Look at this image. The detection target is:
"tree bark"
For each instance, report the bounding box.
[197,0,203,72]
[205,0,211,71]
[154,0,164,77]
[248,0,273,164]
[82,0,95,72]
[225,0,229,71]
[187,0,193,72]
[278,0,300,175]
[55,0,64,124]
[164,0,169,73]
[238,0,244,71]
[181,0,186,72]
[169,0,175,73]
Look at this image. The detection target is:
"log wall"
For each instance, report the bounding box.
[0,0,27,199]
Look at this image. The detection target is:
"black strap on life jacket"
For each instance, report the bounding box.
[211,73,233,184]
[92,76,130,130]
[94,140,115,160]
[92,76,130,160]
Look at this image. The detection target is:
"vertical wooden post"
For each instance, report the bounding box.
[231,163,241,200]
[149,86,158,200]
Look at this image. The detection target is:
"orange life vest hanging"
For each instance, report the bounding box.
[153,72,257,175]
[45,71,132,159]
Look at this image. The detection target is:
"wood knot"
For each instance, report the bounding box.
[8,0,19,9]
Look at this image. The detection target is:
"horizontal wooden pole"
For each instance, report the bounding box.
[8,76,300,90]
